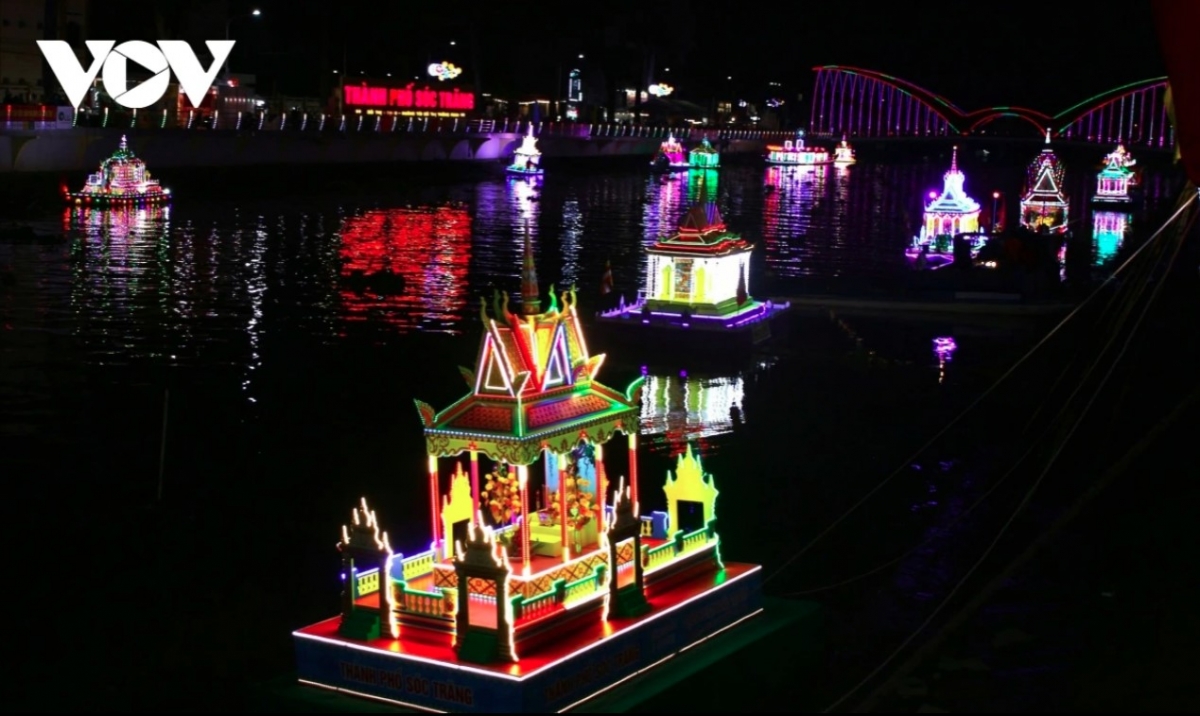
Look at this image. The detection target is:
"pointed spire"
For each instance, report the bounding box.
[950,145,959,172]
[119,135,128,151]
[1045,127,1051,144]
[520,223,541,315]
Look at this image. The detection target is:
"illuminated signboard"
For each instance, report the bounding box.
[648,83,674,97]
[427,62,462,81]
[344,83,475,113]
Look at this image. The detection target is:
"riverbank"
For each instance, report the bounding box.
[0,127,772,174]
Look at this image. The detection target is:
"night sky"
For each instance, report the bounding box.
[88,0,1165,114]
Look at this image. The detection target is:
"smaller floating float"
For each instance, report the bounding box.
[832,137,856,165]
[651,133,689,171]
[505,125,544,176]
[1019,130,1070,232]
[765,132,830,166]
[908,147,982,268]
[688,137,720,169]
[65,135,170,206]
[1092,144,1137,205]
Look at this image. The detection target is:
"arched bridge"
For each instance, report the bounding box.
[809,66,1174,149]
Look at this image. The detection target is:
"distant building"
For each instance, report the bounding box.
[0,0,88,104]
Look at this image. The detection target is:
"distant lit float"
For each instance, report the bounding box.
[596,181,788,352]
[652,133,689,171]
[765,132,830,166]
[505,125,544,176]
[1019,130,1070,232]
[832,137,856,165]
[908,146,983,268]
[65,135,170,206]
[1093,144,1137,205]
[688,137,720,169]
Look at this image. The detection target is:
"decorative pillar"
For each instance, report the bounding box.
[559,463,569,562]
[518,464,531,575]
[627,432,639,509]
[428,455,442,559]
[469,451,480,522]
[595,443,607,532]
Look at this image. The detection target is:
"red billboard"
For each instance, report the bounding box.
[344,83,475,116]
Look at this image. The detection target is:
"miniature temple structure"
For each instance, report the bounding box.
[293,239,763,713]
[1020,130,1070,232]
[652,133,688,170]
[765,134,831,165]
[910,146,981,260]
[596,179,789,340]
[688,137,720,168]
[65,135,171,206]
[1093,144,1136,204]
[505,125,544,176]
[833,137,856,164]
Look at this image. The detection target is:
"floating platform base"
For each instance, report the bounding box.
[269,595,817,713]
[293,563,762,713]
[504,166,544,177]
[64,192,170,207]
[591,301,790,360]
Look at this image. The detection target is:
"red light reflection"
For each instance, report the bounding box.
[339,206,472,335]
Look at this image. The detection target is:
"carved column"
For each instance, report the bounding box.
[517,464,531,575]
[454,525,515,664]
[427,455,442,559]
[627,432,639,508]
[469,450,480,523]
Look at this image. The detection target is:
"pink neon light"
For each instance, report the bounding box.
[344,84,476,111]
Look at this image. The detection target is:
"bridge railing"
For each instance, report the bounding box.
[0,105,794,142]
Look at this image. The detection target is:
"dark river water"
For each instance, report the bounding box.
[1,151,1184,711]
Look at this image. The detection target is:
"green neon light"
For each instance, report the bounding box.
[1052,77,1169,120]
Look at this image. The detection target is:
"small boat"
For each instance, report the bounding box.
[1092,144,1137,205]
[343,268,407,296]
[833,137,856,165]
[651,133,689,171]
[505,125,544,177]
[688,138,720,169]
[765,133,831,166]
[65,135,171,206]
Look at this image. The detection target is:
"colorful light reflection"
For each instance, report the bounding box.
[638,369,745,456]
[933,336,956,384]
[1091,211,1131,266]
[762,164,825,278]
[338,206,471,334]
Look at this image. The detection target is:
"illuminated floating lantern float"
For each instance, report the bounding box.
[688,137,720,169]
[595,182,789,354]
[1092,144,1138,205]
[505,125,544,177]
[293,237,764,713]
[832,137,856,165]
[651,132,689,171]
[908,146,983,267]
[1019,130,1070,233]
[64,135,170,207]
[764,132,831,166]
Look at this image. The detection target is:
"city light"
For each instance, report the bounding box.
[427,62,463,81]
[648,83,674,97]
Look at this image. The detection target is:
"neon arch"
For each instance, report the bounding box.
[1053,77,1172,148]
[964,107,1053,134]
[809,65,961,137]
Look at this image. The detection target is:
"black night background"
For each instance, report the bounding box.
[6,0,1200,713]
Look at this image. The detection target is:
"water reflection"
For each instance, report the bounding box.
[933,336,956,385]
[66,205,172,363]
[1091,211,1130,266]
[643,171,690,239]
[508,175,541,226]
[762,165,826,278]
[686,168,719,203]
[560,197,583,289]
[338,206,472,334]
[639,369,745,456]
[243,217,267,404]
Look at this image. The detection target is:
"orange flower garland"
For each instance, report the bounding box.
[480,465,522,524]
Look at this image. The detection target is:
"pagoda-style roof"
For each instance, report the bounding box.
[415,285,643,465]
[647,190,753,257]
[690,138,718,155]
[924,147,980,216]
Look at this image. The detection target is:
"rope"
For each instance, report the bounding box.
[820,200,1197,714]
[763,192,1198,587]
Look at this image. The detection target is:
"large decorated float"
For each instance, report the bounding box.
[506,125,544,177]
[293,240,763,712]
[651,133,689,171]
[64,135,171,206]
[1093,144,1137,205]
[908,147,984,268]
[1019,131,1070,232]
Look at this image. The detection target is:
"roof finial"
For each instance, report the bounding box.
[520,222,541,316]
[1045,127,1051,144]
[950,145,959,172]
[119,135,128,150]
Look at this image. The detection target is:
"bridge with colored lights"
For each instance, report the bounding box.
[808,65,1175,149]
